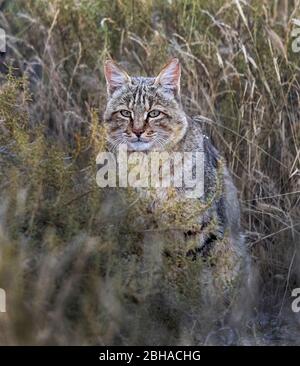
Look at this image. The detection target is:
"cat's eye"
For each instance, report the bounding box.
[120,110,132,118]
[148,110,161,118]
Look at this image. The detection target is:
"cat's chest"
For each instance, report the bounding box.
[133,186,207,231]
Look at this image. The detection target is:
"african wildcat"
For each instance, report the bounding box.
[103,58,250,307]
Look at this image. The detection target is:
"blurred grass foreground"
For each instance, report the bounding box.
[0,0,300,345]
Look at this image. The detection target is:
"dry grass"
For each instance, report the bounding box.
[0,0,299,345]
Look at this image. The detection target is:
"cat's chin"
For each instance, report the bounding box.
[127,141,154,152]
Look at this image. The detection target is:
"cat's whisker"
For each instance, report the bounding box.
[110,134,126,152]
[154,137,166,150]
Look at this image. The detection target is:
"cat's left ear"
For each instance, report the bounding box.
[104,60,131,96]
[154,58,181,95]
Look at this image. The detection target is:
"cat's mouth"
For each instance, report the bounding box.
[127,140,154,152]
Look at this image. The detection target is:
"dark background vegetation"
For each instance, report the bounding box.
[0,0,299,345]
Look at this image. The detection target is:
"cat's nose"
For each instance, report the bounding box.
[133,129,144,138]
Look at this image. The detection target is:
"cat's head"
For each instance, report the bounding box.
[103,58,188,152]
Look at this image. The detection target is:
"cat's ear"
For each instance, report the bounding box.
[104,60,131,96]
[155,58,181,95]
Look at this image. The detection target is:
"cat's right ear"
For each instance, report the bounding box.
[104,60,131,96]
